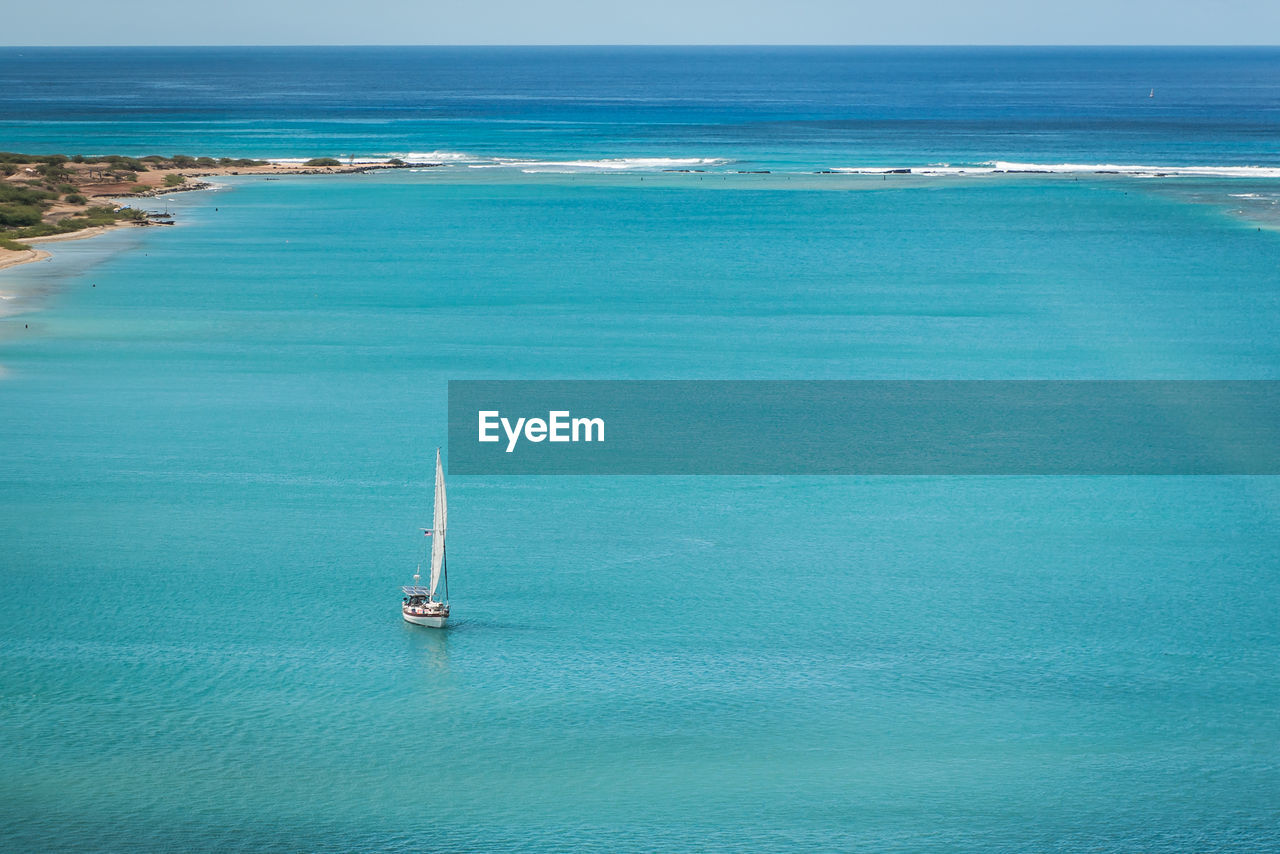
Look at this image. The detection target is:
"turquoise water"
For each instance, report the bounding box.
[4,49,1280,850]
[4,170,1280,850]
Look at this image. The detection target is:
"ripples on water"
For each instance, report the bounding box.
[2,47,1280,852]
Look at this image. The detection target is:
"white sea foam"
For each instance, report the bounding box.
[270,152,727,172]
[991,162,1280,178]
[827,162,1280,178]
[461,156,726,172]
[512,157,728,173]
[268,155,1280,178]
[268,151,475,166]
[387,150,477,164]
[829,165,998,175]
[0,292,18,322]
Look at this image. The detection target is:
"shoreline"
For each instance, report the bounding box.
[6,157,1278,278]
[0,161,419,275]
[0,218,162,274]
[0,222,158,272]
[0,247,51,272]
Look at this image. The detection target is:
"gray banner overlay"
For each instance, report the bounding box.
[448,381,1280,475]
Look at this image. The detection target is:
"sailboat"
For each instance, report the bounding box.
[402,448,450,628]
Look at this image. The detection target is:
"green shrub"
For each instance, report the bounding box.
[0,205,44,227]
[65,193,87,205]
[0,236,31,251]
[4,222,59,239]
[0,184,54,205]
[171,155,196,168]
[164,174,186,187]
[57,206,128,230]
[304,157,342,167]
[104,155,147,172]
[37,163,71,181]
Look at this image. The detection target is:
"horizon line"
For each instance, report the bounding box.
[3,43,1280,49]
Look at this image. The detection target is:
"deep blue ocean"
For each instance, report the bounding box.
[2,48,1280,851]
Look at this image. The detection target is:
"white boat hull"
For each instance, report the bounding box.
[403,608,448,628]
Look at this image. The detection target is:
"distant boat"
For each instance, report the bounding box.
[403,448,450,628]
[1149,89,1155,98]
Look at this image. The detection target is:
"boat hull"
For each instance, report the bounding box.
[403,609,448,628]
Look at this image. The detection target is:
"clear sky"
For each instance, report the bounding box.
[4,0,1279,46]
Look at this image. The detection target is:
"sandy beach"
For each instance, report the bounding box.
[0,159,415,274]
[0,246,51,271]
[0,223,171,272]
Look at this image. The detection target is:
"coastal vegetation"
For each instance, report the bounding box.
[0,151,276,250]
[0,154,158,248]
[1,151,410,263]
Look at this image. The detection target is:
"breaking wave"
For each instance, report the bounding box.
[270,152,728,172]
[266,153,1280,178]
[828,162,1280,178]
[474,156,729,173]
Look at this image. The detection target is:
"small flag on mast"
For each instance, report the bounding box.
[423,529,433,536]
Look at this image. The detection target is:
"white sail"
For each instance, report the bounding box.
[428,448,447,599]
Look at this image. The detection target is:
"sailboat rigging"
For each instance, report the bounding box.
[402,448,450,628]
